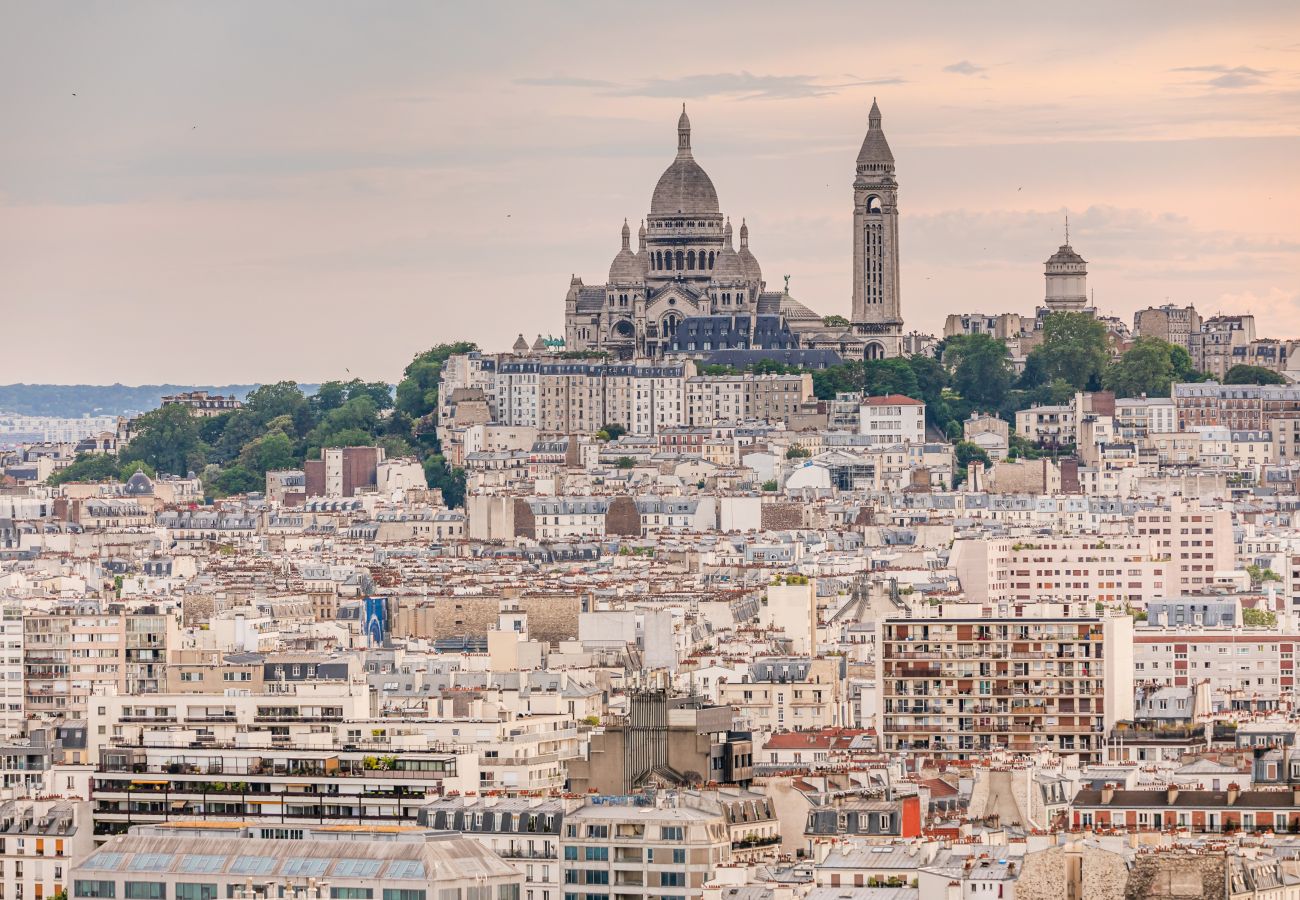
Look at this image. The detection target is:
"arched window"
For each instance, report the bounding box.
[676,250,685,270]
[867,195,883,214]
[687,250,696,270]
[709,251,715,268]
[654,251,661,270]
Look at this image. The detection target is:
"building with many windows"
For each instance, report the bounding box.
[877,602,1134,762]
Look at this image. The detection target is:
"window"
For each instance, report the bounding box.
[334,859,383,878]
[660,873,686,888]
[331,891,374,900]
[282,859,330,877]
[383,893,427,900]
[672,849,685,864]
[660,826,684,841]
[176,887,218,900]
[124,885,166,900]
[75,884,116,899]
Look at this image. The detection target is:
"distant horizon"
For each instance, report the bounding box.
[3,3,1297,383]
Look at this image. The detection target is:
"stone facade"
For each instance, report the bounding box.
[564,105,906,361]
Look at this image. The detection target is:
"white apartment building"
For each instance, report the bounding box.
[1115,396,1177,440]
[0,604,23,741]
[1134,629,1299,712]
[1016,403,1075,447]
[1129,498,1234,594]
[950,535,1170,606]
[859,395,925,444]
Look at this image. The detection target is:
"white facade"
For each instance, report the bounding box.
[858,396,925,444]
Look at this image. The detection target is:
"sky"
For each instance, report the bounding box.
[3,1,1299,385]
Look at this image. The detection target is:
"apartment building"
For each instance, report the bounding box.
[23,605,178,720]
[859,395,925,445]
[1114,396,1176,440]
[1133,303,1202,353]
[717,657,846,734]
[1129,498,1234,594]
[877,603,1135,762]
[420,796,567,900]
[0,799,91,900]
[559,796,732,900]
[495,359,692,436]
[684,373,812,426]
[1072,784,1300,834]
[1175,381,1300,431]
[950,535,1169,606]
[0,604,23,741]
[1134,629,1298,712]
[1016,403,1075,447]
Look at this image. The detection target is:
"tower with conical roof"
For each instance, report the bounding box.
[850,99,904,359]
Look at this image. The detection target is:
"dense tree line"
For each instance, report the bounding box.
[49,343,477,506]
[702,312,1229,444]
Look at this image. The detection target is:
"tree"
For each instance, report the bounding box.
[761,479,779,491]
[786,446,811,459]
[615,456,636,469]
[394,343,479,450]
[1104,336,1181,398]
[422,454,467,508]
[862,358,920,398]
[945,334,1013,409]
[1242,607,1278,628]
[598,423,627,441]
[238,430,296,476]
[822,315,850,327]
[208,463,261,497]
[47,454,128,485]
[121,404,206,475]
[1026,312,1110,390]
[1225,364,1287,386]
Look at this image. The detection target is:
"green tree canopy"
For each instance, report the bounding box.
[48,454,155,486]
[1224,364,1287,385]
[121,405,206,476]
[944,334,1013,409]
[1025,312,1110,391]
[1103,336,1183,398]
[238,430,297,476]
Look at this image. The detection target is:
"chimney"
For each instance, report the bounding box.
[1227,782,1239,805]
[1101,783,1115,805]
[1166,785,1179,805]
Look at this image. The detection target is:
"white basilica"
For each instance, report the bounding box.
[563,102,905,362]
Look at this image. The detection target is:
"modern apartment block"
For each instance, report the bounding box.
[558,796,733,900]
[23,604,177,720]
[949,535,1169,606]
[877,603,1134,762]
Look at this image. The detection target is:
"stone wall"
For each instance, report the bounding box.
[1018,843,1128,900]
[1124,851,1225,900]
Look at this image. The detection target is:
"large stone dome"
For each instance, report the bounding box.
[650,107,720,217]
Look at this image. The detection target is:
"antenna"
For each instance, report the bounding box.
[1064,215,1070,245]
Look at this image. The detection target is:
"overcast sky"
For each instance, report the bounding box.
[3,1,1299,384]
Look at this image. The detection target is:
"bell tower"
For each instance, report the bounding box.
[850,99,904,359]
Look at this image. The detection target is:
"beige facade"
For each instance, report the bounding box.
[877,603,1134,762]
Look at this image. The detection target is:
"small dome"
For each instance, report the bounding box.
[608,220,643,283]
[712,221,744,281]
[1047,244,1087,267]
[512,334,529,352]
[650,107,720,217]
[123,469,155,496]
[531,334,547,351]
